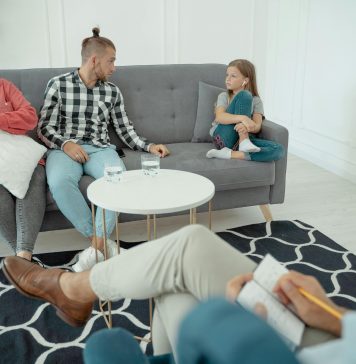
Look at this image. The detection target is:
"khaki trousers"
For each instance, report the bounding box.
[90,225,255,356]
[90,225,334,357]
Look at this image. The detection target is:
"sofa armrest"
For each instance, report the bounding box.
[259,119,288,146]
[258,119,289,204]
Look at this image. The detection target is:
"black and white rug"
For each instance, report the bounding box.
[1,220,356,363]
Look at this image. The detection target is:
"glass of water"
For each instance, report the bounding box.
[104,162,123,183]
[141,154,160,176]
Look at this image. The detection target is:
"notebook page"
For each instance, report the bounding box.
[237,280,305,347]
[253,254,289,294]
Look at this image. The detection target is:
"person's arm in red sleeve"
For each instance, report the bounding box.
[0,79,38,135]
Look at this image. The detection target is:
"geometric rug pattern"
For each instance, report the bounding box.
[1,220,356,363]
[219,220,356,310]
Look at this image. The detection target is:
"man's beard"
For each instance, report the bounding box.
[94,63,107,82]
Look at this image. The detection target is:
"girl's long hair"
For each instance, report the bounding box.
[227,59,260,99]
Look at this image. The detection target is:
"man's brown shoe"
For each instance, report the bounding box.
[2,256,93,327]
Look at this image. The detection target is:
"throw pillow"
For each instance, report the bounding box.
[0,130,47,199]
[192,82,225,142]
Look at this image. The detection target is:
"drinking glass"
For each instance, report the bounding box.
[104,161,123,183]
[141,154,160,176]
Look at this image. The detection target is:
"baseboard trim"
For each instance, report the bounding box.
[289,141,356,185]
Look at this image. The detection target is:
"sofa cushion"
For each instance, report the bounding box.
[45,142,275,212]
[0,131,47,199]
[122,143,275,192]
[0,64,227,145]
[192,82,225,143]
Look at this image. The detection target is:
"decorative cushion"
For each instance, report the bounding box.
[192,81,225,142]
[0,130,46,199]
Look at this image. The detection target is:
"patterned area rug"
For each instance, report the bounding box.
[1,220,356,363]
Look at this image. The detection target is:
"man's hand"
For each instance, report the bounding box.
[225,273,253,301]
[63,141,89,163]
[226,273,268,319]
[274,271,346,336]
[149,144,170,157]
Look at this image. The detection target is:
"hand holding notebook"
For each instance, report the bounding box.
[236,254,345,350]
[237,254,305,349]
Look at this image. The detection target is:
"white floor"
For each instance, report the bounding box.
[1,153,356,256]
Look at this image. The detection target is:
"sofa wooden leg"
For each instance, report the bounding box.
[259,204,273,222]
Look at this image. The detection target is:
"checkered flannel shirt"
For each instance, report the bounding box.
[38,69,150,151]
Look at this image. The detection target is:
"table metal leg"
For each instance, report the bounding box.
[115,212,120,254]
[102,209,108,259]
[144,214,154,342]
[192,208,197,224]
[91,202,99,262]
[147,214,151,241]
[208,200,212,230]
[99,208,112,328]
[149,297,153,341]
[153,214,157,240]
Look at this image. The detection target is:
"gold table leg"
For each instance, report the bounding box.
[192,208,197,224]
[147,214,151,241]
[91,203,114,329]
[145,214,154,342]
[91,202,99,261]
[116,212,121,254]
[100,208,112,328]
[153,214,157,240]
[208,200,212,230]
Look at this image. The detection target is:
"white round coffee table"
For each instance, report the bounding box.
[87,169,215,331]
[88,168,214,218]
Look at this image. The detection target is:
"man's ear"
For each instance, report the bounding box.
[89,55,97,68]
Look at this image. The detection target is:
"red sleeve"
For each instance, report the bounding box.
[0,79,38,135]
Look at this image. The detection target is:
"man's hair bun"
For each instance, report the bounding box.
[81,27,116,61]
[92,27,100,37]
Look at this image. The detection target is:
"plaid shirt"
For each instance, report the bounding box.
[38,69,150,151]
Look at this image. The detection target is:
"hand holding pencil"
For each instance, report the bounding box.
[273,271,347,337]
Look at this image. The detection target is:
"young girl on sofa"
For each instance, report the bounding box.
[206,59,285,162]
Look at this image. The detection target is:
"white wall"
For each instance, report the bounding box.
[0,0,255,67]
[1,0,355,183]
[256,0,356,184]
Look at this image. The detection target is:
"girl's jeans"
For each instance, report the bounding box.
[212,91,285,162]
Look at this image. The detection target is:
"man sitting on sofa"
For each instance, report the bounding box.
[38,27,169,272]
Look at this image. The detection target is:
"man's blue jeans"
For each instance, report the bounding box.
[46,144,126,238]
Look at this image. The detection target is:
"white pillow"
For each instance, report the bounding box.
[0,130,47,199]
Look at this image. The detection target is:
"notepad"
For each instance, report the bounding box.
[237,254,305,349]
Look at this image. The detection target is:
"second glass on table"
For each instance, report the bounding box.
[141,154,160,176]
[104,161,123,183]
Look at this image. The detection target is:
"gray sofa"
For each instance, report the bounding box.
[0,64,288,232]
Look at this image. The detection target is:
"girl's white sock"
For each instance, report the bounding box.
[206,147,232,159]
[239,139,261,153]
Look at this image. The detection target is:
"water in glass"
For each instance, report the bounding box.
[142,160,160,176]
[104,166,123,183]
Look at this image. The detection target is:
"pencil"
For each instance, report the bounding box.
[298,287,343,320]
